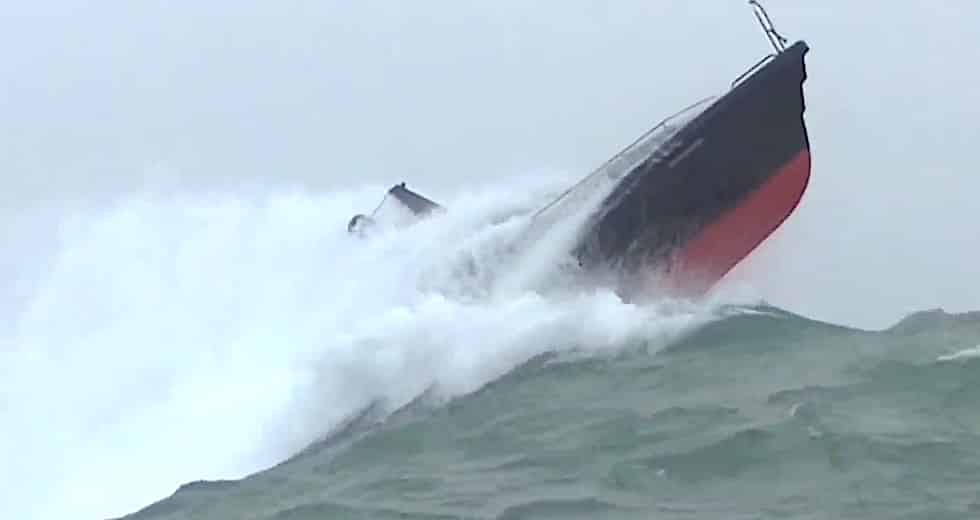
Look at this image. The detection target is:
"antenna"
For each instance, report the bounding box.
[748,0,788,53]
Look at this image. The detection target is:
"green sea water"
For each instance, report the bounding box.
[118,305,980,520]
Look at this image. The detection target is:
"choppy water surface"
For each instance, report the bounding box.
[4,177,978,520]
[122,305,980,520]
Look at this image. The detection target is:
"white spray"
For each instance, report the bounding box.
[1,172,718,520]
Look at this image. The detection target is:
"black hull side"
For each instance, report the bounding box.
[575,41,811,297]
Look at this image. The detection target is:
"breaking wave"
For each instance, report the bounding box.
[7,171,978,520]
[2,172,723,520]
[121,303,980,520]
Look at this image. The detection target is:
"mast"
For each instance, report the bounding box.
[731,1,796,87]
[748,0,789,53]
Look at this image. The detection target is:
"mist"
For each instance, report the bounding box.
[2,2,979,517]
[5,1,977,328]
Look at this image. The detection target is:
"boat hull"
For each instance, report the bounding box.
[574,40,812,300]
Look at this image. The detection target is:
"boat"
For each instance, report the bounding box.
[348,1,812,301]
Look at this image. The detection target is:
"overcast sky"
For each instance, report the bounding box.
[3,1,978,328]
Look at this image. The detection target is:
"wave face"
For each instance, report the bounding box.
[2,172,712,520]
[116,304,980,520]
[5,175,980,520]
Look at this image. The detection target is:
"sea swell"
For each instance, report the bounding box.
[1,172,708,520]
[5,174,979,520]
[118,305,980,520]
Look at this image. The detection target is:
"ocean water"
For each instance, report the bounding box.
[4,174,979,520]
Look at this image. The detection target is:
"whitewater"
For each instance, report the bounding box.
[5,172,980,520]
[1,172,704,520]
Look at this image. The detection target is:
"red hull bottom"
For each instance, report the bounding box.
[652,148,811,300]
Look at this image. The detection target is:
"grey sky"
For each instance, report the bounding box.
[3,1,978,328]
